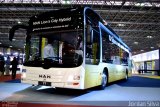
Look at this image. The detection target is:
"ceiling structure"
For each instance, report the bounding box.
[0,0,160,55]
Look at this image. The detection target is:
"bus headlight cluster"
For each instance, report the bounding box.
[73,75,80,80]
[21,73,26,79]
[67,75,80,81]
[21,69,27,79]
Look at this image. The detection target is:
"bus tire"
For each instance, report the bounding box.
[100,71,108,90]
[125,69,128,80]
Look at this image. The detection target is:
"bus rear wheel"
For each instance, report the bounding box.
[100,72,107,90]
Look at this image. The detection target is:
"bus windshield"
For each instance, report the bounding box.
[24,31,83,68]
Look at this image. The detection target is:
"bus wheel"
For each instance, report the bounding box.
[100,72,107,90]
[125,70,128,80]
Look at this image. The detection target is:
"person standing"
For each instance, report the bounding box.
[11,57,18,79]
[5,56,10,75]
[43,39,55,69]
[0,55,5,76]
[43,39,55,59]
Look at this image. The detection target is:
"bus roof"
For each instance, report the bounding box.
[29,7,84,22]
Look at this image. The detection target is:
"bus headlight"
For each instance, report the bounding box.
[21,73,26,79]
[73,75,80,80]
[67,75,80,81]
[21,69,27,79]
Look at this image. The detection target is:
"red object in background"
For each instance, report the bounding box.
[0,74,21,82]
[0,102,108,107]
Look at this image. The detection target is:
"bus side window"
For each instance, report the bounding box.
[120,51,129,65]
[102,32,113,64]
[85,27,100,65]
[86,43,92,58]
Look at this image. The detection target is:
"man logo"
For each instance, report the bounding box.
[39,75,51,79]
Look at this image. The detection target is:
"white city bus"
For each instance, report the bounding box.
[9,7,132,90]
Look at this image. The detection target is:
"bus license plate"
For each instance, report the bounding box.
[38,81,51,86]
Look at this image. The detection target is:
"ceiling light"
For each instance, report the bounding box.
[61,0,71,4]
[61,1,65,4]
[150,47,154,49]
[12,39,16,41]
[9,46,12,48]
[118,23,125,26]
[141,50,144,52]
[147,36,152,38]
[133,52,136,54]
[67,1,71,4]
[134,41,138,45]
[18,21,21,24]
[0,42,2,44]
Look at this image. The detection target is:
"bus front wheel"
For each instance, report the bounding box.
[125,70,128,80]
[100,72,107,90]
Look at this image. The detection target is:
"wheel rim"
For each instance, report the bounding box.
[102,73,107,87]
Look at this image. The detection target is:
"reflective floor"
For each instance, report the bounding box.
[0,75,160,106]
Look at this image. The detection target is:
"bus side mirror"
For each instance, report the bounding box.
[9,24,28,41]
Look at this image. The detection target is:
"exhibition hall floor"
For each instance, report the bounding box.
[0,74,160,107]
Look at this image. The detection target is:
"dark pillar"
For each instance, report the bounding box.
[158,48,160,76]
